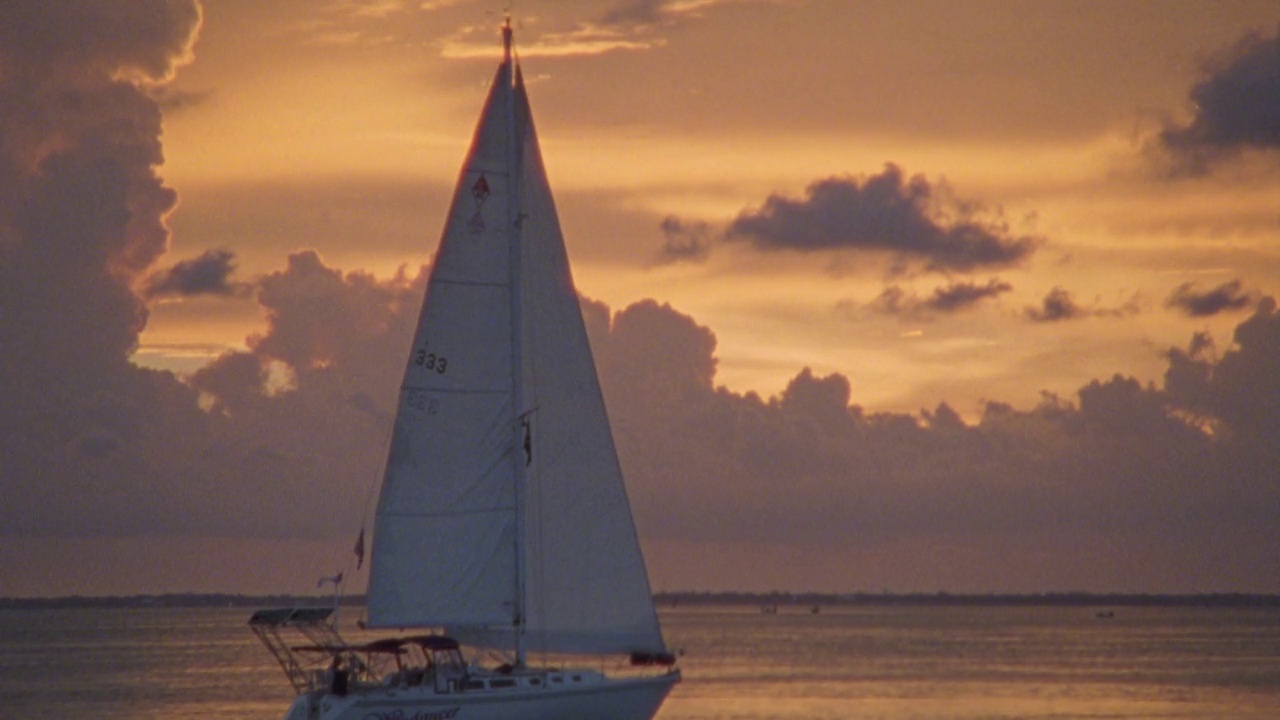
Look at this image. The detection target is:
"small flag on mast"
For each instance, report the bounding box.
[317,571,343,588]
[354,528,365,570]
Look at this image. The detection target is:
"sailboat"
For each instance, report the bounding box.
[249,21,680,720]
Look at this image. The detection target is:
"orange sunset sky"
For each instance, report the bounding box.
[2,0,1279,597]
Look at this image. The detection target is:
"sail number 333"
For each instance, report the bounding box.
[414,349,448,374]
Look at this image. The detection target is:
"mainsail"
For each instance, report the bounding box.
[367,33,665,657]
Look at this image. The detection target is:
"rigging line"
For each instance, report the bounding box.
[357,405,394,554]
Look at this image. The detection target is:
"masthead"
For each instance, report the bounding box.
[502,16,512,64]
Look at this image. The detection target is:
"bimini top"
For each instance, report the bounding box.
[291,635,462,655]
[399,635,461,651]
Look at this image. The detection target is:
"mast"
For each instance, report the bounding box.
[503,17,528,669]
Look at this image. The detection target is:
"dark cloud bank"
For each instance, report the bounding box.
[725,164,1039,273]
[145,248,250,298]
[659,164,1040,274]
[1166,279,1254,317]
[2,3,1277,594]
[7,228,1280,593]
[1157,28,1280,174]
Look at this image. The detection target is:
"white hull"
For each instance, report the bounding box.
[285,671,679,720]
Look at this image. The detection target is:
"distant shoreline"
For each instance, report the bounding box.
[1,591,1277,610]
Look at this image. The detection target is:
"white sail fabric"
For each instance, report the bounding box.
[509,68,664,655]
[368,57,518,629]
[368,45,666,657]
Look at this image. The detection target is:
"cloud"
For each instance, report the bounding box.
[1165,279,1253,317]
[440,23,661,60]
[1157,29,1280,174]
[599,0,768,27]
[146,248,251,298]
[601,0,741,26]
[150,85,213,112]
[3,2,1276,594]
[330,0,408,19]
[0,0,340,543]
[1025,287,1085,322]
[0,0,201,84]
[0,0,201,379]
[725,165,1039,273]
[591,298,1279,591]
[927,278,1013,311]
[6,230,1279,594]
[867,278,1013,320]
[657,215,712,263]
[2,248,425,544]
[1025,287,1140,323]
[247,250,423,378]
[599,299,719,400]
[1164,297,1280,441]
[601,0,670,26]
[0,0,208,548]
[439,0,764,59]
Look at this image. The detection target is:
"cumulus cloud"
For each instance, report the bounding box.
[867,278,1012,320]
[0,0,201,84]
[656,215,712,263]
[1025,287,1140,323]
[1165,278,1253,317]
[6,228,1278,593]
[725,165,1039,273]
[0,4,202,415]
[927,278,1013,311]
[866,285,912,316]
[1157,29,1280,174]
[3,1,1276,595]
[146,248,251,298]
[0,0,401,545]
[1025,287,1085,322]
[1164,297,1280,441]
[3,247,424,543]
[1,0,205,535]
[0,0,202,365]
[592,297,1279,591]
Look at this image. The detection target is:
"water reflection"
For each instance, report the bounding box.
[0,604,1276,719]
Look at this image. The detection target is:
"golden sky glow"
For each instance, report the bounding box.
[147,0,1280,414]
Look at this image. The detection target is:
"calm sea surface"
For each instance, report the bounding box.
[1,604,1277,719]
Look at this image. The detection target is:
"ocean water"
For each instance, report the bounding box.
[0,604,1276,719]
